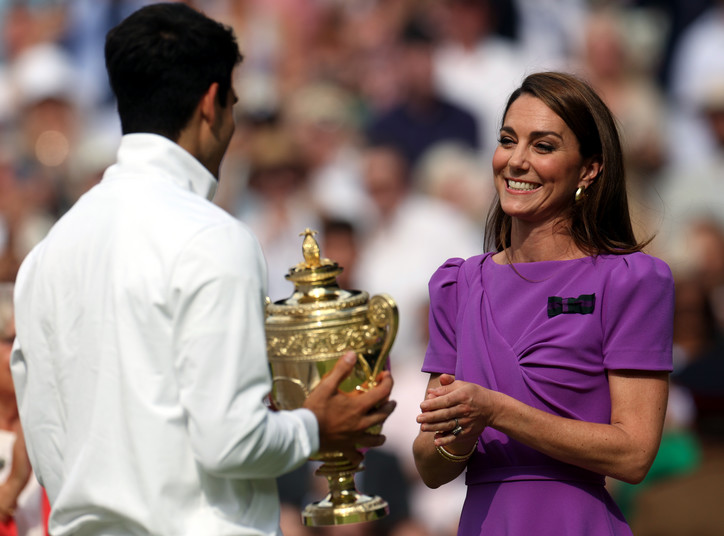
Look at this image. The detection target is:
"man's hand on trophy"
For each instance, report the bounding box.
[304,351,396,461]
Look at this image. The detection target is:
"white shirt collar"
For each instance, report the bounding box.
[107,133,218,201]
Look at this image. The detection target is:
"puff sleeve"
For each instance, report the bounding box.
[601,253,674,371]
[422,257,465,375]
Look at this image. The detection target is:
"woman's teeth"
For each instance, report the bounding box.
[507,179,540,191]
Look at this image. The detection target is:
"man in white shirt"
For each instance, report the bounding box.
[9,4,394,535]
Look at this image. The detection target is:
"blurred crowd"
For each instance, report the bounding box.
[0,0,723,534]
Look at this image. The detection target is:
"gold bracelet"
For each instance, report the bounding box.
[435,439,478,463]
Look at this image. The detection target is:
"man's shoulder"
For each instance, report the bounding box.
[175,204,261,260]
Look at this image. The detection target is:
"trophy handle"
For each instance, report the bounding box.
[365,293,398,385]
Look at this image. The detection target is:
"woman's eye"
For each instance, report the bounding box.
[535,143,554,153]
[498,136,514,146]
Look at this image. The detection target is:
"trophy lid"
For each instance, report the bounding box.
[269,228,365,308]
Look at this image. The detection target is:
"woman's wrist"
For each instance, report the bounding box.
[487,389,512,432]
[436,439,478,462]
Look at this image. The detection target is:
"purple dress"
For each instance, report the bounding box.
[422,252,674,536]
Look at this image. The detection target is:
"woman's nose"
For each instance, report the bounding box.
[507,145,528,171]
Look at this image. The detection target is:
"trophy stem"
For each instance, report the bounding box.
[301,459,389,526]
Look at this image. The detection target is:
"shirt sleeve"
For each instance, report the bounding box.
[601,253,674,372]
[8,246,53,491]
[171,220,319,479]
[422,257,465,375]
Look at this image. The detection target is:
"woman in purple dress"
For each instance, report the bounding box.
[412,72,674,535]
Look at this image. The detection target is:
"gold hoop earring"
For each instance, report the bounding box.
[575,187,584,202]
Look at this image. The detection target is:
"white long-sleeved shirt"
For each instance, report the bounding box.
[10,133,319,536]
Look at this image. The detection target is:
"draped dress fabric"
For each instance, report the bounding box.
[422,252,674,536]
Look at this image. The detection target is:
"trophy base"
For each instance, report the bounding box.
[301,493,389,526]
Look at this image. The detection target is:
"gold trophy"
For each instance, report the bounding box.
[265,228,398,526]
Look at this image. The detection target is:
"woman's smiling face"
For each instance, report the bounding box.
[492,94,599,226]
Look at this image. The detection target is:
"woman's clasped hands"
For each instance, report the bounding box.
[416,374,497,450]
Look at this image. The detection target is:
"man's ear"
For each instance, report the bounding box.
[199,82,220,126]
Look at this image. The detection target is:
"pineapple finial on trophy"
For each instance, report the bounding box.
[300,228,320,267]
[298,228,333,270]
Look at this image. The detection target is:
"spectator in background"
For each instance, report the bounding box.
[319,218,359,290]
[235,121,319,301]
[512,0,587,69]
[10,42,85,217]
[666,0,724,165]
[2,42,87,276]
[652,0,713,92]
[0,153,26,283]
[429,0,529,158]
[670,273,723,371]
[413,142,494,227]
[284,82,373,232]
[365,17,480,168]
[0,2,66,63]
[0,282,44,536]
[210,0,311,119]
[671,219,724,329]
[654,78,724,261]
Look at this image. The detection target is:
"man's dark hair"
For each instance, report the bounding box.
[105,2,242,140]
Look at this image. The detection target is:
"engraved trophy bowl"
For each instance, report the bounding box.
[265,229,398,527]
